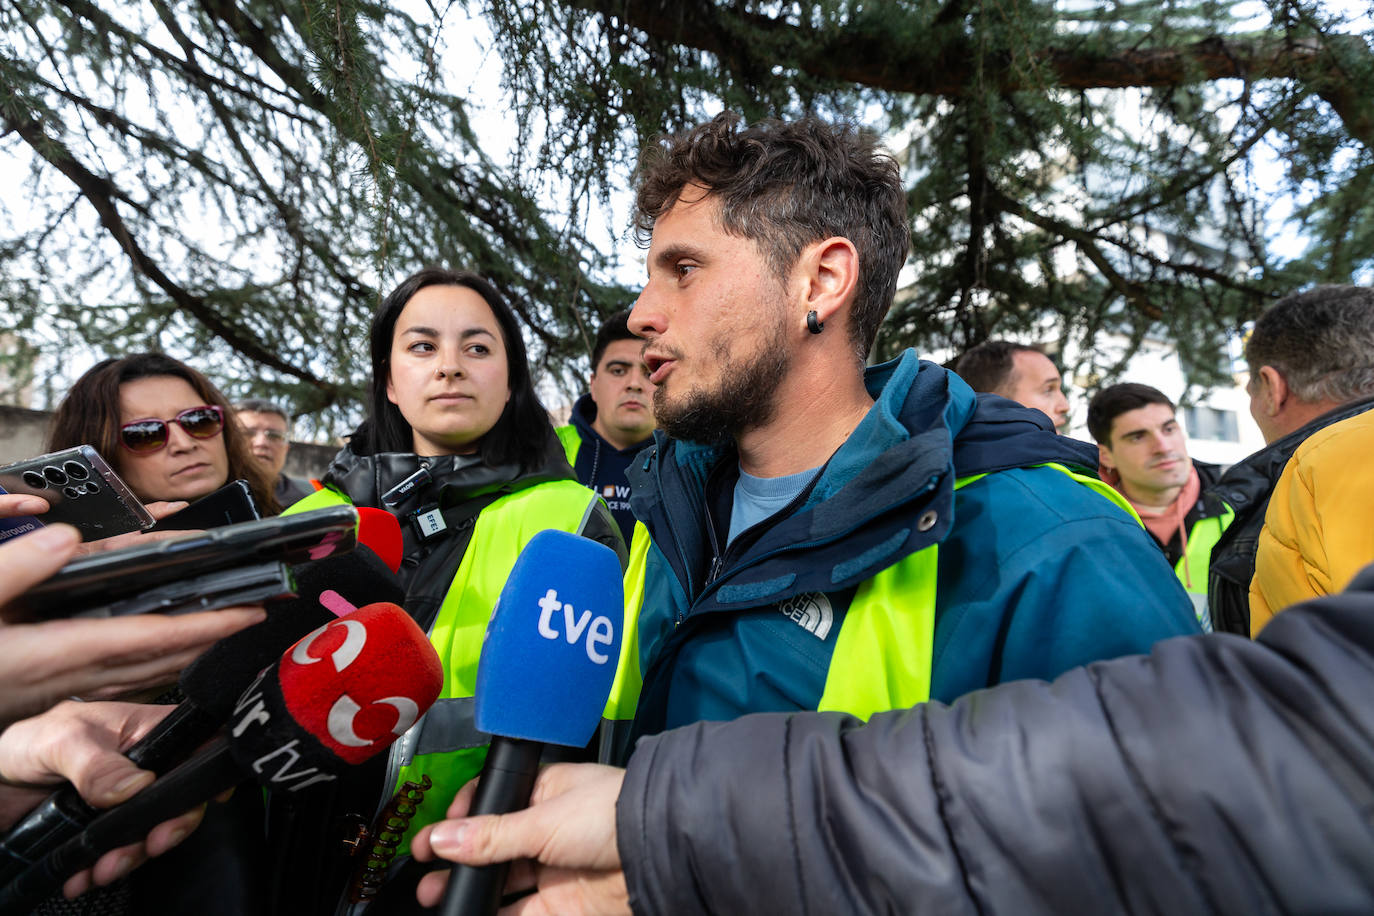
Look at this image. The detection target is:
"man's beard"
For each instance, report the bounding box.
[653,321,790,446]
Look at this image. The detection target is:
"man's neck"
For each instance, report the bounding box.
[735,359,874,478]
[1119,478,1185,512]
[1264,397,1352,445]
[591,416,650,452]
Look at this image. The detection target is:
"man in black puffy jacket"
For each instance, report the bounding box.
[412,565,1374,915]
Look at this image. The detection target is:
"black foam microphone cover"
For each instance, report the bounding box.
[0,543,404,884]
[0,604,441,916]
[180,543,404,715]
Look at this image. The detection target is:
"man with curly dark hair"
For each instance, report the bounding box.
[596,112,1196,753]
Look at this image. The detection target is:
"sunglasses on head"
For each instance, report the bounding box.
[119,405,226,454]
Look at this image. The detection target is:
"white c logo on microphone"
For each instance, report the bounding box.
[291,619,366,672]
[327,695,422,747]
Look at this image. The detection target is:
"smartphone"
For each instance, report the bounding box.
[151,479,261,531]
[8,505,357,621]
[67,561,296,619]
[0,446,154,540]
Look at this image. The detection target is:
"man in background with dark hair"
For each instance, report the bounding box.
[1088,383,1231,630]
[1209,284,1374,634]
[233,399,311,508]
[555,309,657,546]
[953,340,1070,432]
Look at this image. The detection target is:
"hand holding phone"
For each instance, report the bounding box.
[0,447,154,542]
[8,505,358,622]
[150,480,259,532]
[0,525,266,725]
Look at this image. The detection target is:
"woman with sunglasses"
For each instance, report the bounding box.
[43,353,279,915]
[48,353,277,513]
[44,354,278,911]
[268,267,625,914]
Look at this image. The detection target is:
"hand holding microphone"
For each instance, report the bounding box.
[410,529,624,916]
[413,763,630,916]
[0,601,443,915]
[0,701,206,901]
[0,530,405,883]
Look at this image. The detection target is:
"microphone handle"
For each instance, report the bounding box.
[0,740,240,916]
[437,737,543,916]
[0,702,220,884]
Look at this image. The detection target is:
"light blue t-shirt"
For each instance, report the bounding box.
[728,465,822,546]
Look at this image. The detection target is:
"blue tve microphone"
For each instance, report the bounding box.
[438,529,624,916]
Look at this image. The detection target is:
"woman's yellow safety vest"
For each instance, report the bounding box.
[287,481,607,853]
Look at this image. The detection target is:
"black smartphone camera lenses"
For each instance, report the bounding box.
[20,462,94,495]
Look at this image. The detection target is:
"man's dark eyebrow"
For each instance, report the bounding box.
[649,243,707,275]
[603,358,634,369]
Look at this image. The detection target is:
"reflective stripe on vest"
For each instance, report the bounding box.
[392,479,603,853]
[602,521,651,721]
[813,463,1135,721]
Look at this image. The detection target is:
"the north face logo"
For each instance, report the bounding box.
[777,593,833,640]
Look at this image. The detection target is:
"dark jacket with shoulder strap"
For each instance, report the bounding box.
[619,565,1374,915]
[1207,396,1374,635]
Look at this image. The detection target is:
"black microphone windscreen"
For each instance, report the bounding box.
[178,545,405,717]
[0,605,441,916]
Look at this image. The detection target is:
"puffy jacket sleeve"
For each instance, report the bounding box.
[618,575,1374,916]
[1251,412,1374,634]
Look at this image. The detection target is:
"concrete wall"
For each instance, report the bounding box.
[0,405,53,467]
[0,405,339,481]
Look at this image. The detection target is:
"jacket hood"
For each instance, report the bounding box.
[324,430,577,511]
[631,349,1100,608]
[570,393,599,435]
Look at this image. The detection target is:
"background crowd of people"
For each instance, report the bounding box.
[1,111,1371,915]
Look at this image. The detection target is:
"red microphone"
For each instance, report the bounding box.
[0,604,441,915]
[356,507,403,575]
[276,601,440,765]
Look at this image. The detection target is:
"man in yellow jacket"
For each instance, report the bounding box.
[1251,408,1374,633]
[1208,284,1374,635]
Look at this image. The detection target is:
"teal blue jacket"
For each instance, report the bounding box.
[624,351,1199,747]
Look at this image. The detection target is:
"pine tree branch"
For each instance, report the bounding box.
[987,184,1161,321]
[2,109,337,394]
[568,0,1374,147]
[987,183,1265,317]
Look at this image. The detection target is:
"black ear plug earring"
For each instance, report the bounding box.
[807,310,824,334]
